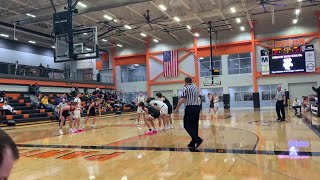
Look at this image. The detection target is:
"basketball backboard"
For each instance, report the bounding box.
[55,26,99,62]
[203,75,221,86]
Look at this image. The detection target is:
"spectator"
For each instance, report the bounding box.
[0,91,5,103]
[57,98,68,115]
[292,97,301,115]
[30,94,40,110]
[113,100,123,114]
[302,97,309,112]
[0,129,19,179]
[29,83,40,96]
[41,95,49,109]
[1,101,16,115]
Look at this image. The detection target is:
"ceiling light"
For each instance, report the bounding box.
[230,7,236,13]
[199,57,204,60]
[240,26,245,31]
[77,2,87,8]
[159,4,167,11]
[140,33,147,37]
[194,32,200,37]
[124,25,132,29]
[186,25,191,30]
[51,46,55,49]
[83,33,88,35]
[293,19,298,24]
[26,13,36,18]
[295,9,300,15]
[173,16,181,22]
[28,41,36,44]
[86,48,92,51]
[104,15,113,20]
[236,18,241,23]
[153,39,159,43]
[134,64,140,67]
[0,34,9,38]
[14,37,18,40]
[117,44,123,47]
[114,19,118,22]
[102,39,107,42]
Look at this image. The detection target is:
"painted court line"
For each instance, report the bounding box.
[16,144,320,157]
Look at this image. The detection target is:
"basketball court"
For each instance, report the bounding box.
[0,0,320,179]
[5,108,320,179]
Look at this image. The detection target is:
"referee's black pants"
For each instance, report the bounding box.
[184,105,201,144]
[276,100,285,119]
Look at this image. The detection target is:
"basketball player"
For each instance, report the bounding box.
[147,98,168,131]
[73,92,83,132]
[138,102,159,135]
[83,99,102,129]
[213,93,219,114]
[208,93,214,115]
[59,102,78,135]
[136,92,146,127]
[155,92,173,129]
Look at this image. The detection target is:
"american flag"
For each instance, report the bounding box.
[163,50,178,77]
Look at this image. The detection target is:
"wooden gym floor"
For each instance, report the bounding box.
[4,108,320,180]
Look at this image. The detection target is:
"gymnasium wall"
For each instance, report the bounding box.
[0,37,63,69]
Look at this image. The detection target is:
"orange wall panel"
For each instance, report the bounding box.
[96,61,103,70]
[198,42,252,57]
[115,54,146,66]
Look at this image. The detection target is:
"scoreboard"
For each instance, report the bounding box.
[266,47,302,55]
[260,45,315,75]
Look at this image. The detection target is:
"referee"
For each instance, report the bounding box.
[175,77,203,149]
[273,85,286,121]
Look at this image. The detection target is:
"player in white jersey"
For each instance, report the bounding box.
[147,98,168,131]
[136,92,146,127]
[213,93,219,115]
[73,92,83,132]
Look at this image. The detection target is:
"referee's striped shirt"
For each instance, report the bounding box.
[181,84,200,106]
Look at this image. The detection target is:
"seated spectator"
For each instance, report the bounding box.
[2,101,16,115]
[292,97,301,115]
[41,95,52,109]
[302,97,309,112]
[113,100,123,114]
[29,83,41,96]
[0,91,5,103]
[30,94,40,110]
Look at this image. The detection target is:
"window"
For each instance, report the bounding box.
[120,64,147,83]
[199,56,222,77]
[227,53,252,75]
[259,85,279,101]
[231,86,253,102]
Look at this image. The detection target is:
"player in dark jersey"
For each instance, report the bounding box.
[156,92,173,129]
[59,102,78,135]
[83,99,102,129]
[138,102,159,135]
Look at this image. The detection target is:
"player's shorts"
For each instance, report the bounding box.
[137,106,144,113]
[214,103,219,109]
[73,109,81,118]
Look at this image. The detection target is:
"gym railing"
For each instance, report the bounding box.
[121,76,147,83]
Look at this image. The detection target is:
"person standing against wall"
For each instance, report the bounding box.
[175,77,203,149]
[273,85,286,122]
[312,83,320,117]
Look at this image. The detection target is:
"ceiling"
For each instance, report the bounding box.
[0,0,318,49]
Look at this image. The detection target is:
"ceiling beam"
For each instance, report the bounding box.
[125,5,162,40]
[150,1,194,36]
[17,0,153,25]
[209,0,232,29]
[241,0,253,28]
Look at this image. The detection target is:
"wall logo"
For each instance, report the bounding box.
[283,58,294,70]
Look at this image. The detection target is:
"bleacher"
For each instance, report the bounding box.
[0,92,135,125]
